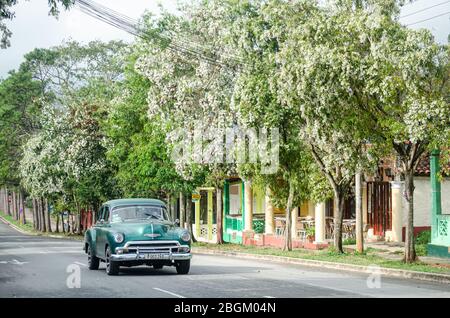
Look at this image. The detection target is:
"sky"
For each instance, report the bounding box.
[0,0,449,78]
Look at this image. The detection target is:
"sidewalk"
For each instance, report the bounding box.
[345,242,450,267]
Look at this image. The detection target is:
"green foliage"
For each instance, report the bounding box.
[343,238,357,246]
[0,69,44,185]
[416,230,431,245]
[104,47,204,199]
[306,226,315,240]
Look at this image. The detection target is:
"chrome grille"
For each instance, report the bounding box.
[124,241,180,254]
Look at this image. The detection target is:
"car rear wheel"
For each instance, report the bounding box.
[175,260,190,275]
[87,244,99,270]
[105,246,119,276]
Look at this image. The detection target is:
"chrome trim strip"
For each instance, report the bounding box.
[110,253,192,262]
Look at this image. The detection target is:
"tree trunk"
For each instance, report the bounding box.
[41,198,47,232]
[15,191,20,221]
[333,189,345,253]
[1,188,3,213]
[35,198,40,231]
[216,187,224,244]
[166,193,172,220]
[55,213,60,233]
[61,213,65,233]
[0,188,3,213]
[32,198,37,230]
[14,191,18,220]
[185,195,196,243]
[404,169,416,263]
[6,188,11,216]
[46,199,52,233]
[12,191,17,220]
[17,191,22,223]
[283,180,295,251]
[76,213,81,235]
[179,192,186,228]
[71,213,75,234]
[355,171,364,254]
[21,191,26,225]
[36,198,40,231]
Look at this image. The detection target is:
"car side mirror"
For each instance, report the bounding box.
[175,219,180,225]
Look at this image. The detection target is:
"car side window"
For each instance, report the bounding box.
[96,206,103,223]
[103,206,110,223]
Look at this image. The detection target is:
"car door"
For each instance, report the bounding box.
[95,206,110,259]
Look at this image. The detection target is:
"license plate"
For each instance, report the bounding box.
[144,253,167,260]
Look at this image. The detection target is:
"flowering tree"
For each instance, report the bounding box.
[19,40,126,233]
[134,3,243,242]
[225,0,332,251]
[275,0,449,259]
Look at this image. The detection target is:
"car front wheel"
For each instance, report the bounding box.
[175,260,190,275]
[105,246,119,276]
[87,244,99,270]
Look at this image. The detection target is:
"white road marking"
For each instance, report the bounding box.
[11,259,28,265]
[263,296,275,298]
[74,262,87,267]
[0,261,7,264]
[153,287,186,298]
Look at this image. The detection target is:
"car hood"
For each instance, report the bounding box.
[110,220,178,241]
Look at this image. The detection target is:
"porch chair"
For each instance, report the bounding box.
[297,220,307,241]
[275,218,286,236]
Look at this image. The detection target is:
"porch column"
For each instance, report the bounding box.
[194,194,201,239]
[315,202,326,243]
[244,181,253,232]
[265,187,274,234]
[291,207,299,239]
[431,150,442,242]
[391,181,403,243]
[207,189,214,241]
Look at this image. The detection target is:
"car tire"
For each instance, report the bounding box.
[87,244,100,270]
[153,264,163,269]
[105,246,119,276]
[175,260,190,275]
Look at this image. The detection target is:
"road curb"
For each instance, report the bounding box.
[192,248,450,285]
[0,216,31,235]
[0,215,83,241]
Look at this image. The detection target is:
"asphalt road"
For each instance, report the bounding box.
[1,220,449,298]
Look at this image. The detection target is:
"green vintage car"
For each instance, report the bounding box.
[84,199,192,276]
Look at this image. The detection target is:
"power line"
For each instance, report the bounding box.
[406,11,450,26]
[73,0,245,69]
[75,0,234,68]
[400,0,450,18]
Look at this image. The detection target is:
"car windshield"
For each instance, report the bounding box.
[111,205,170,223]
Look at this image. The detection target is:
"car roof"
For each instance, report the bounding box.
[104,198,166,208]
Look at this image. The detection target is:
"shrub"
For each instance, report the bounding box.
[343,238,356,245]
[415,230,431,245]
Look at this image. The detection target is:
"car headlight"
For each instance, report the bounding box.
[113,233,124,243]
[180,231,191,242]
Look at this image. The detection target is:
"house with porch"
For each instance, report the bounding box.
[428,151,450,258]
[189,152,450,252]
[364,153,450,245]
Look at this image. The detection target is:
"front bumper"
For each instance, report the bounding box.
[110,252,192,262]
